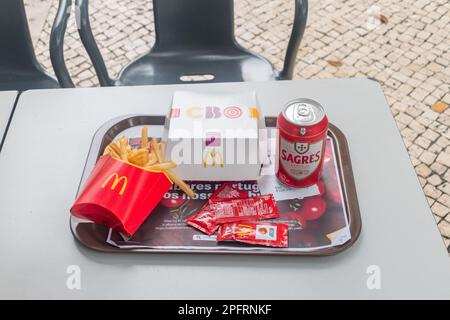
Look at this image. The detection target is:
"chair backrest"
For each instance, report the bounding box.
[0,0,40,70]
[51,0,308,87]
[152,0,236,51]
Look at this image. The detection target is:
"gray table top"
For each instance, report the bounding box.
[0,91,17,141]
[0,79,448,299]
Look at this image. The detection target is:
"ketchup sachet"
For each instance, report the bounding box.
[217,222,289,247]
[213,183,247,198]
[209,194,279,224]
[184,204,218,235]
[184,182,245,235]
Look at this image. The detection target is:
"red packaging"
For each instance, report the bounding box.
[213,182,248,199]
[209,194,279,224]
[217,222,289,247]
[71,155,172,237]
[184,204,218,235]
[184,183,245,235]
[276,98,329,188]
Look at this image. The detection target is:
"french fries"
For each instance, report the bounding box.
[147,153,158,166]
[103,126,195,198]
[107,142,121,158]
[145,160,177,171]
[163,169,196,198]
[119,136,128,161]
[151,138,162,163]
[141,127,148,148]
[127,149,149,167]
[159,142,166,161]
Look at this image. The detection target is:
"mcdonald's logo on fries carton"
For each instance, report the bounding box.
[71,155,172,237]
[163,91,265,181]
[101,173,128,195]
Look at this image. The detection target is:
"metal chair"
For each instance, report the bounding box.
[0,0,59,91]
[51,0,308,87]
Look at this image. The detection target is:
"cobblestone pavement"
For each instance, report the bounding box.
[25,0,450,251]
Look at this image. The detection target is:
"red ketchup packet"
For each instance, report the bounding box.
[217,222,289,247]
[184,204,218,235]
[184,183,245,235]
[213,183,247,198]
[209,194,279,224]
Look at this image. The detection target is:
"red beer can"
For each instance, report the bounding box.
[276,98,329,188]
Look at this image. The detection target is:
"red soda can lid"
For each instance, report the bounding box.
[278,98,328,139]
[283,98,325,126]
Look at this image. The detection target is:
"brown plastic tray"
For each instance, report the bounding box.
[71,115,361,256]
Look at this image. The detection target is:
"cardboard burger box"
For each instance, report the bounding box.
[162,91,265,181]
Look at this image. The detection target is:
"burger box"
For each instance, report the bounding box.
[162,90,267,181]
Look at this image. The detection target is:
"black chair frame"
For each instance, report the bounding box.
[51,0,307,87]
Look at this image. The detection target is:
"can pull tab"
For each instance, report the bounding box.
[294,103,315,123]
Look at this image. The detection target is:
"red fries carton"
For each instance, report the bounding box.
[71,155,172,237]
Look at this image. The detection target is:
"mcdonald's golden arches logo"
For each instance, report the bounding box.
[101,173,128,195]
[236,224,253,237]
[203,149,224,168]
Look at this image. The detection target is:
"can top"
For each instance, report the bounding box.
[283,98,325,126]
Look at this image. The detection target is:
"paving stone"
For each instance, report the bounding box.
[408,144,424,158]
[434,214,442,223]
[424,184,443,199]
[445,238,450,251]
[432,201,450,218]
[408,120,426,134]
[436,152,450,167]
[443,93,450,104]
[420,123,437,139]
[439,183,450,195]
[419,150,437,165]
[431,162,447,176]
[432,101,449,113]
[444,170,450,184]
[428,174,443,186]
[445,215,450,224]
[422,129,440,141]
[436,136,449,148]
[437,194,450,208]
[416,163,432,178]
[415,136,431,149]
[410,87,429,102]
[401,127,419,141]
[413,156,423,168]
[439,220,450,238]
